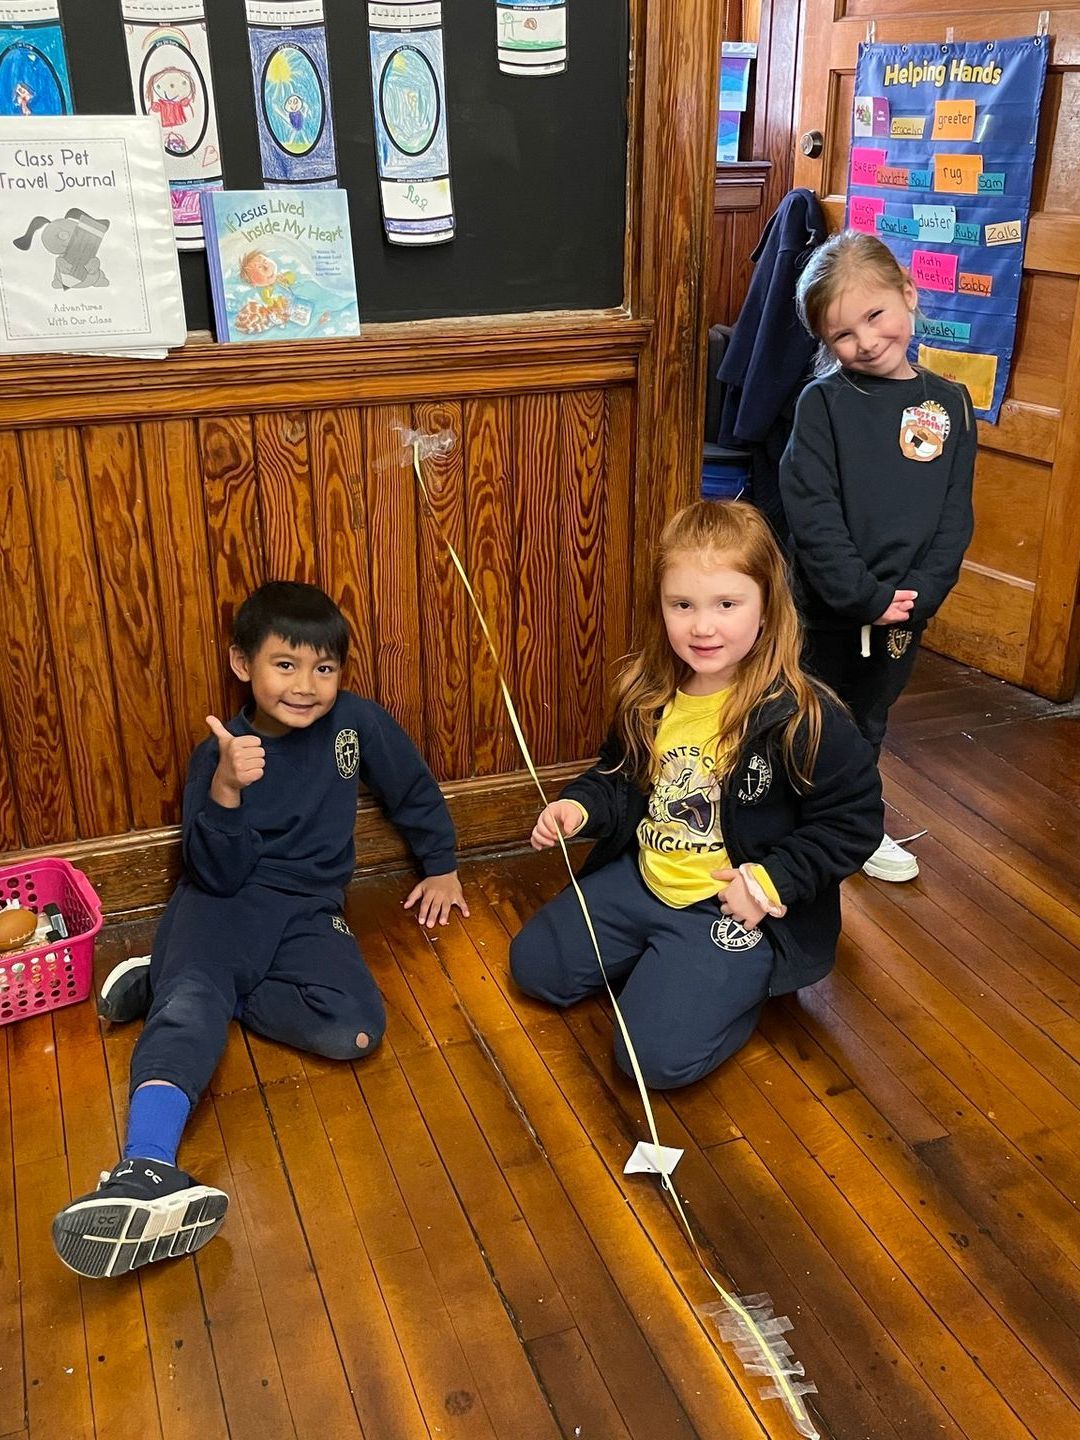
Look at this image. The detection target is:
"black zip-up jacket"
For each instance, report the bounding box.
[559,690,883,995]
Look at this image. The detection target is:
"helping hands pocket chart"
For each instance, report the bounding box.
[847,36,1048,421]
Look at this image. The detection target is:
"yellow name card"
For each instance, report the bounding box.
[918,344,997,411]
[891,115,926,139]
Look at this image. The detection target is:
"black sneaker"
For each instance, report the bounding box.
[51,1158,229,1279]
[97,955,152,1023]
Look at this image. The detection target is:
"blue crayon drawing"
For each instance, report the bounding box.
[0,23,73,117]
[248,21,337,187]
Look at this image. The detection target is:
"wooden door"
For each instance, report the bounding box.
[793,3,1080,700]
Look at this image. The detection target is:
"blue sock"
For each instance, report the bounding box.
[123,1083,191,1166]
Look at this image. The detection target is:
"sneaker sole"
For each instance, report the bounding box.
[97,956,151,1022]
[52,1186,228,1279]
[862,858,919,882]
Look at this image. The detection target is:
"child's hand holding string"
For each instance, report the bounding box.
[874,589,917,624]
[531,801,586,851]
[712,867,767,929]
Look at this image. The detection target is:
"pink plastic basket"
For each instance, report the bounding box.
[0,858,103,1026]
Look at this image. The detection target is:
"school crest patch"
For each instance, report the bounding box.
[737,753,772,805]
[899,400,950,463]
[887,627,914,660]
[710,916,763,951]
[335,728,359,779]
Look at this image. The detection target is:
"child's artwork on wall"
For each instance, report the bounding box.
[120,0,225,250]
[0,1,74,116]
[202,187,360,342]
[846,35,1048,421]
[245,0,338,189]
[496,0,567,76]
[368,0,454,245]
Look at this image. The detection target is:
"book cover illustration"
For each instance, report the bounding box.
[204,187,359,342]
[0,1,74,116]
[0,114,186,352]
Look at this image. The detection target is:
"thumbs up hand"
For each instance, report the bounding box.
[206,715,265,806]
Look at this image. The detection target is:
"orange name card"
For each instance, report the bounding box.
[958,272,993,296]
[932,99,976,141]
[934,153,982,194]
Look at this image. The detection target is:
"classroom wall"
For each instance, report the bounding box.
[0,0,727,911]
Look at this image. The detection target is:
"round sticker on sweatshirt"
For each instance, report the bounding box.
[899,400,950,462]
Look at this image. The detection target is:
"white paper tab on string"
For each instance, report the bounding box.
[624,1141,684,1177]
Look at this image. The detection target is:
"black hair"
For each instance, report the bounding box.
[231,581,349,665]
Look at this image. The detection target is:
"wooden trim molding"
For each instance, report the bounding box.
[633,0,726,608]
[0,762,586,919]
[714,159,772,212]
[1023,281,1080,698]
[0,314,651,429]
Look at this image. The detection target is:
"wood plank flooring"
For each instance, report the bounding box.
[3,652,1078,1440]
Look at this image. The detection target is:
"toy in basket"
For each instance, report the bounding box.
[0,858,102,1026]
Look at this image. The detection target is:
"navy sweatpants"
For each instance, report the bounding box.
[803,622,925,760]
[509,852,774,1090]
[129,882,386,1105]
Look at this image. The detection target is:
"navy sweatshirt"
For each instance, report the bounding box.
[780,367,976,629]
[181,691,458,904]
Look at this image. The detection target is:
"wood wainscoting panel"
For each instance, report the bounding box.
[415,399,473,783]
[513,392,563,769]
[558,388,608,759]
[466,396,519,777]
[82,423,183,832]
[141,420,230,769]
[0,358,641,873]
[20,427,128,839]
[309,405,378,703]
[0,431,77,848]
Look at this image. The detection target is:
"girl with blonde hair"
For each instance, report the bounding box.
[511,500,882,1090]
[781,230,975,881]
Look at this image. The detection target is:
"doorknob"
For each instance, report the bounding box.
[800,130,824,158]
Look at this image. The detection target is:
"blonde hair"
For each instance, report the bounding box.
[612,500,824,789]
[797,230,913,374]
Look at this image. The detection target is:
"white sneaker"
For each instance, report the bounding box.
[862,834,919,882]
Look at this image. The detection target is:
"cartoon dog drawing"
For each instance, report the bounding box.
[13,209,110,289]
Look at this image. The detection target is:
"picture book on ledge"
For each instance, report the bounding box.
[203,188,360,343]
[0,115,186,356]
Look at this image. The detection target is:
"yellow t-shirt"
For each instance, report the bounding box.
[635,689,779,910]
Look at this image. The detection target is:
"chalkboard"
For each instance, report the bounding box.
[54,1,629,328]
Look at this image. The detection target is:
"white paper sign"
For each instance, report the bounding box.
[0,115,186,352]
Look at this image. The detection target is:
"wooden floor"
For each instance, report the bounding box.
[2,652,1079,1440]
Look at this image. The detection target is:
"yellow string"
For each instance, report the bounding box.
[411,440,817,1436]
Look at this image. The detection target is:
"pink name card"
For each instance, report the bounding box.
[911,249,959,292]
[851,148,887,186]
[849,195,886,234]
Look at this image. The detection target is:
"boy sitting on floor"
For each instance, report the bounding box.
[52,581,467,1279]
